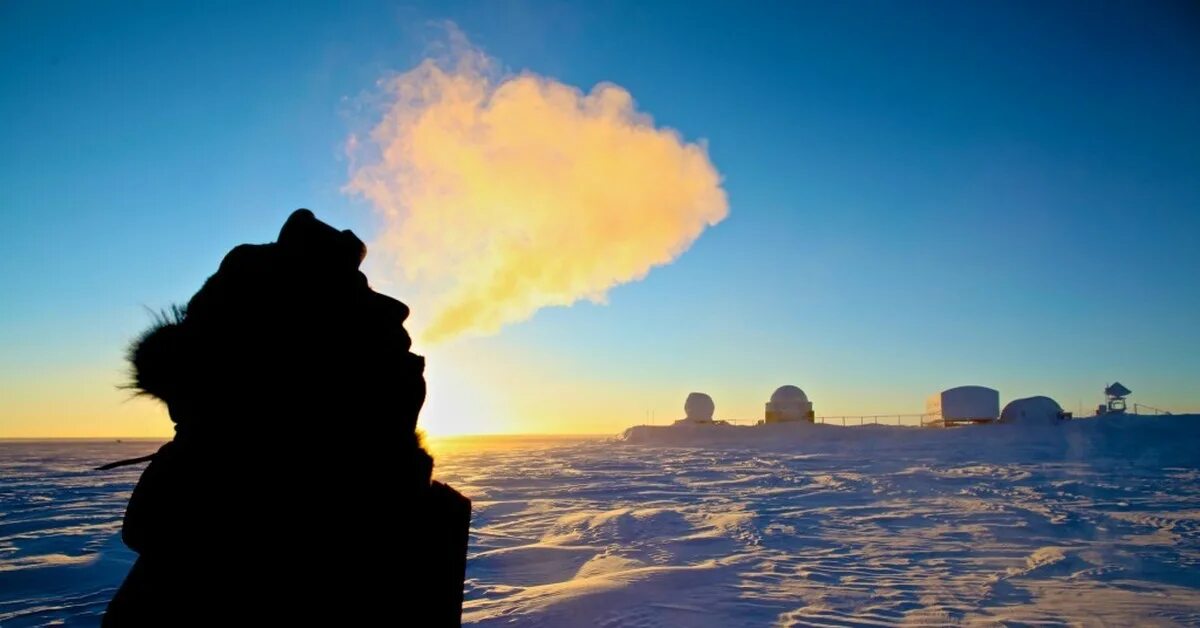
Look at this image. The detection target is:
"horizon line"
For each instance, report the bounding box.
[0,432,617,442]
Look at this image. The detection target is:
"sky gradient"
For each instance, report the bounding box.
[2,1,1198,437]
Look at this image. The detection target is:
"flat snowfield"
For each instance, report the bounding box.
[1,416,1198,626]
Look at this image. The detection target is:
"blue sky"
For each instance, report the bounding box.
[2,1,1198,436]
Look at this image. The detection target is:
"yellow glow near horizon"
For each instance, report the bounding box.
[418,356,502,436]
[0,364,173,439]
[1,342,966,439]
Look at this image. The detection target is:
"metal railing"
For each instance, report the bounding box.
[708,415,930,427]
[815,414,929,427]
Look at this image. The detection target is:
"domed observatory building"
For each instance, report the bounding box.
[999,396,1069,425]
[674,392,717,425]
[765,385,814,423]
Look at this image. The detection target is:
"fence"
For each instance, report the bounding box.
[815,414,929,427]
[716,415,930,427]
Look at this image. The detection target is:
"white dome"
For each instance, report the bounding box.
[770,385,808,404]
[684,392,715,422]
[999,396,1064,425]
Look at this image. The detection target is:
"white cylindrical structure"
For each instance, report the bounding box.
[925,386,1000,426]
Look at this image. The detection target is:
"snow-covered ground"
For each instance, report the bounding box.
[0,440,150,626]
[3,415,1200,626]
[449,416,1200,626]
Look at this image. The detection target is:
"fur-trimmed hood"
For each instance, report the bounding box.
[128,209,426,438]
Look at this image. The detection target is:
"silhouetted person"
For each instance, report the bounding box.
[101,210,470,626]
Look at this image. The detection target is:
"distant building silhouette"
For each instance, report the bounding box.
[1100,381,1132,414]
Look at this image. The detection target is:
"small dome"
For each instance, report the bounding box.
[999,396,1064,425]
[684,392,715,422]
[771,385,808,404]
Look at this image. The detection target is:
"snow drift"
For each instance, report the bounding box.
[2,414,1198,626]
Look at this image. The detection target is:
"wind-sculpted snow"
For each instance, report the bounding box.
[442,416,1200,626]
[3,416,1200,626]
[0,440,154,626]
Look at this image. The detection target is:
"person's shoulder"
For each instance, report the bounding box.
[429,480,471,511]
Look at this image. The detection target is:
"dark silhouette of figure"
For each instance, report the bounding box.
[102,210,470,626]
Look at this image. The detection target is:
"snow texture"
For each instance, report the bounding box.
[2,414,1200,626]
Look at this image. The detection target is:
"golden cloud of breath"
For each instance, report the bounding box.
[347,36,728,342]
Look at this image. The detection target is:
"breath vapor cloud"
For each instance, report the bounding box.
[347,33,728,342]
